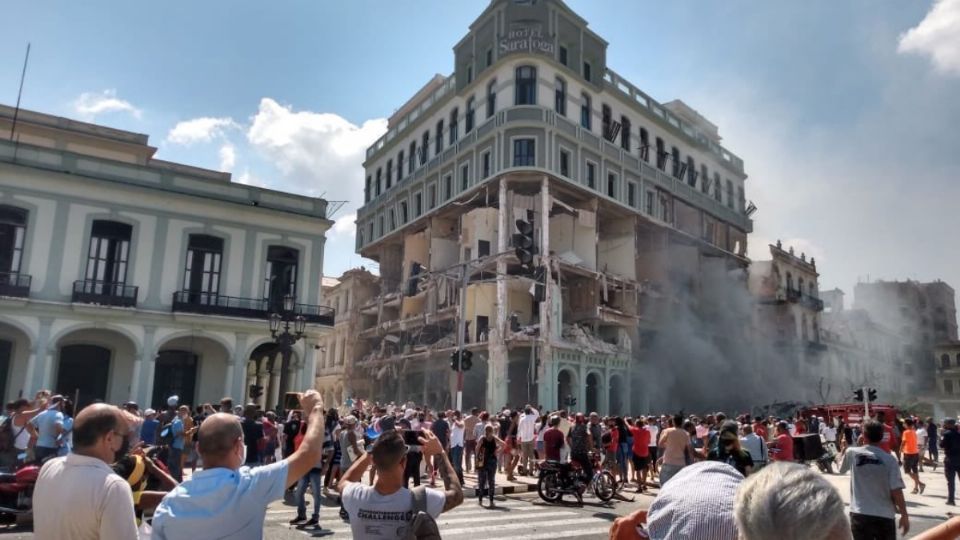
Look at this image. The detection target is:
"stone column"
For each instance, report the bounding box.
[27,317,54,394]
[228,333,250,404]
[487,178,510,410]
[131,326,157,405]
[266,371,279,410]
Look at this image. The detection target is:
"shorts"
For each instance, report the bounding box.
[649,446,659,461]
[903,454,919,475]
[632,455,650,470]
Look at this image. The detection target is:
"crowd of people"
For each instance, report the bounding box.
[12,387,960,539]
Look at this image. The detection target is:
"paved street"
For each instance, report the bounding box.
[1,466,956,539]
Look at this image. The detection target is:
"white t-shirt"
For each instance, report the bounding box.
[341,483,445,539]
[645,425,660,444]
[917,428,928,448]
[450,423,465,447]
[518,413,538,442]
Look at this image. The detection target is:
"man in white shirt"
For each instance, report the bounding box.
[151,390,326,539]
[517,405,539,475]
[449,410,465,484]
[339,429,464,539]
[33,403,138,540]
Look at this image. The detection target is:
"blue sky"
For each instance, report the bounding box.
[2,0,959,304]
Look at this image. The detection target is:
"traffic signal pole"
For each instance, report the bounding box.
[456,261,468,412]
[863,386,869,420]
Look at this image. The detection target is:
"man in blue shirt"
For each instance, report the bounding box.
[164,406,186,482]
[151,390,326,539]
[29,396,64,463]
[140,409,159,446]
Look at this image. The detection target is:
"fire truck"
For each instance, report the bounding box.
[800,403,900,425]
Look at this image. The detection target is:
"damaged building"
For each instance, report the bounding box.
[351,0,752,413]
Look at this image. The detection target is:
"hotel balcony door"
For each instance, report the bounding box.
[56,345,110,409]
[152,351,197,411]
[264,246,298,312]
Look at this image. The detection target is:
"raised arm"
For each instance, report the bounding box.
[420,429,463,513]
[283,390,325,488]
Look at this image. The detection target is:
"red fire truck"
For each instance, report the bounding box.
[800,403,900,425]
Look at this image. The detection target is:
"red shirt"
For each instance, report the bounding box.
[878,424,896,453]
[629,426,650,457]
[772,433,794,461]
[605,428,619,452]
[753,422,767,440]
[543,427,564,461]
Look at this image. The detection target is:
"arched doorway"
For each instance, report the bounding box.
[57,344,110,409]
[557,369,575,409]
[155,336,230,410]
[586,372,600,414]
[152,351,197,411]
[609,374,625,415]
[0,321,31,404]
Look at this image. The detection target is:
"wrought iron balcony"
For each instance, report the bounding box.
[785,288,802,302]
[0,272,31,298]
[802,295,825,311]
[72,280,138,307]
[172,291,334,326]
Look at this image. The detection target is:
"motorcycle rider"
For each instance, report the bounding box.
[568,414,593,483]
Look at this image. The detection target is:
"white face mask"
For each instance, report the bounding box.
[240,443,247,466]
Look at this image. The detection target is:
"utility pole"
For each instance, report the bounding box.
[863,386,869,420]
[456,261,468,411]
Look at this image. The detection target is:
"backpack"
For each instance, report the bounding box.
[403,485,442,540]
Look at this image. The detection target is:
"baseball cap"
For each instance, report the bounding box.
[646,461,742,540]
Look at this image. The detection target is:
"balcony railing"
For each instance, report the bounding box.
[785,288,802,302]
[72,280,138,307]
[0,272,31,298]
[802,295,825,311]
[172,291,335,326]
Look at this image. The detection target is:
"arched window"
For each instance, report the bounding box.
[554,77,566,116]
[798,277,805,296]
[621,115,631,150]
[408,141,416,173]
[0,205,27,275]
[580,93,592,129]
[786,272,794,292]
[397,151,404,182]
[515,66,537,105]
[655,138,666,170]
[435,120,444,154]
[465,97,475,133]
[386,159,393,189]
[726,179,734,208]
[943,354,951,369]
[421,131,430,164]
[375,168,382,196]
[449,108,458,145]
[639,128,649,162]
[486,79,497,118]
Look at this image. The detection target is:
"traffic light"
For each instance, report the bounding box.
[450,351,460,371]
[249,384,264,399]
[868,388,877,402]
[853,389,864,402]
[461,350,473,371]
[513,210,536,271]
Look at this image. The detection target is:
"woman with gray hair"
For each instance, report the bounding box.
[735,462,851,540]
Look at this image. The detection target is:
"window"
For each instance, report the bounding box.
[0,206,27,276]
[586,162,596,189]
[659,193,671,222]
[726,180,734,208]
[559,45,568,66]
[738,186,745,212]
[701,165,709,193]
[671,147,680,178]
[386,159,393,189]
[583,61,592,82]
[639,128,649,162]
[655,137,666,170]
[466,98,475,133]
[580,93,592,129]
[367,222,374,242]
[515,66,537,105]
[482,151,491,178]
[389,209,396,230]
[713,173,722,201]
[555,78,566,116]
[621,116,631,150]
[444,175,453,200]
[364,176,372,203]
[487,80,497,118]
[602,105,612,140]
[183,235,223,302]
[627,183,637,207]
[435,120,444,154]
[377,215,384,237]
[946,380,954,395]
[686,156,696,187]
[421,131,430,164]
[375,168,382,196]
[466,64,473,84]
[645,190,654,215]
[264,246,298,306]
[414,193,422,217]
[400,201,408,223]
[512,138,535,167]
[449,108,459,145]
[607,173,617,198]
[428,185,437,209]
[409,141,416,173]
[397,151,404,181]
[559,149,570,177]
[486,48,493,67]
[460,164,469,190]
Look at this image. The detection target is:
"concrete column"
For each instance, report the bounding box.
[305,341,319,391]
[245,373,256,403]
[578,363,586,414]
[26,317,54,394]
[226,333,249,405]
[132,326,157,405]
[265,371,279,409]
[487,178,510,410]
[538,176,552,407]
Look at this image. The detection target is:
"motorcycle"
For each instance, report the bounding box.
[0,463,40,526]
[537,451,615,504]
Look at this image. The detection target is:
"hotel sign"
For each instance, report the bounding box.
[500,23,555,56]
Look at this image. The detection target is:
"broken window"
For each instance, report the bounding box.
[476,315,489,342]
[436,120,444,155]
[639,128,649,162]
[621,116,631,150]
[555,77,566,116]
[581,93,592,130]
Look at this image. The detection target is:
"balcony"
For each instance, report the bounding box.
[172,291,335,326]
[0,272,31,298]
[802,295,825,311]
[785,288,802,302]
[72,280,138,307]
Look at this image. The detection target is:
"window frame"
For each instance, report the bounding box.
[512,137,536,167]
[555,77,567,116]
[580,93,592,130]
[514,66,537,106]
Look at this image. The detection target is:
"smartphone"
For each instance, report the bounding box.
[403,429,422,446]
[283,392,301,411]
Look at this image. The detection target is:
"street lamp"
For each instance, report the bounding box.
[269,293,306,413]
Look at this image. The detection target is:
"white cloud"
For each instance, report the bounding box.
[246,98,387,202]
[72,89,141,121]
[218,143,236,172]
[167,117,239,145]
[898,0,960,76]
[330,213,357,238]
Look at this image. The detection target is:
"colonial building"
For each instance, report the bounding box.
[933,342,960,417]
[0,105,334,410]
[315,268,379,406]
[352,0,752,413]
